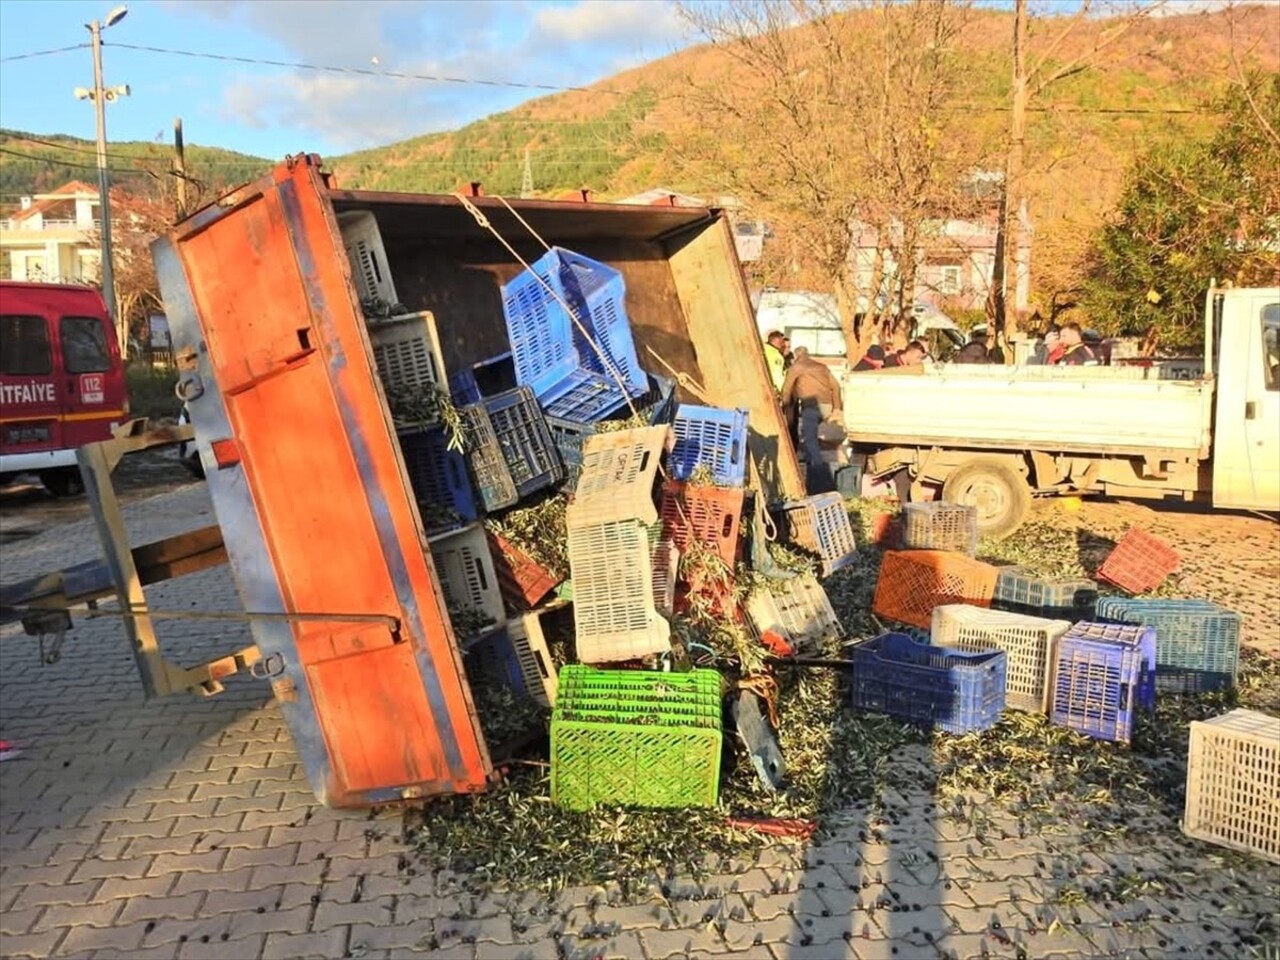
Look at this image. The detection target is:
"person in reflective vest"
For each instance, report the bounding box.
[763,330,789,392]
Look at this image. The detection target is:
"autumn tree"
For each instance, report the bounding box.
[671,0,980,361]
[1082,72,1280,348]
[990,0,1164,349]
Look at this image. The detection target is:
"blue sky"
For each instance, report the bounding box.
[0,0,694,159]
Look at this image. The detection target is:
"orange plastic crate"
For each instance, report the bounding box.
[872,550,1000,630]
[1097,528,1180,594]
[658,480,745,568]
[486,531,562,612]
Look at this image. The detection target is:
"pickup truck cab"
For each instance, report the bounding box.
[0,282,127,496]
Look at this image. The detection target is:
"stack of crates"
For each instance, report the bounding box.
[1097,528,1180,594]
[873,550,1001,630]
[848,633,1007,734]
[777,492,859,577]
[565,426,672,664]
[903,502,979,557]
[1183,709,1280,863]
[660,405,751,619]
[1095,597,1241,695]
[1050,621,1155,744]
[931,604,1072,713]
[550,666,723,810]
[502,247,648,423]
[992,566,1098,621]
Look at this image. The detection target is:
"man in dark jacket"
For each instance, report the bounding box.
[853,340,927,371]
[780,347,842,493]
[1055,322,1096,366]
[955,326,994,364]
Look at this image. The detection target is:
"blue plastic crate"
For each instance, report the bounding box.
[540,367,632,422]
[848,633,1007,735]
[502,248,647,421]
[670,405,749,487]
[449,368,481,406]
[1066,620,1156,710]
[555,249,647,394]
[1051,623,1147,743]
[399,426,478,529]
[547,374,676,490]
[1095,598,1240,695]
[484,386,564,498]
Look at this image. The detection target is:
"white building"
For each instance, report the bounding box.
[0,181,103,284]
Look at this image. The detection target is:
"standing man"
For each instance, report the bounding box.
[763,330,789,393]
[1054,322,1096,366]
[780,346,843,493]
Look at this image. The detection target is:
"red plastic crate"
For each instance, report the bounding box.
[872,550,1000,630]
[1096,528,1180,594]
[870,513,903,549]
[486,531,562,612]
[658,480,745,568]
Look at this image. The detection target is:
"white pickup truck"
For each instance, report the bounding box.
[840,284,1280,537]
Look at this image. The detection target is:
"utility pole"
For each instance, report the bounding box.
[520,147,534,199]
[993,0,1027,354]
[172,118,188,221]
[76,5,130,342]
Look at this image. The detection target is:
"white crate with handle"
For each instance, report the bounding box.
[1184,709,1280,864]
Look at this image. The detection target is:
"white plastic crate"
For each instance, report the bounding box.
[569,425,670,525]
[369,311,448,401]
[1184,709,1280,864]
[745,572,842,654]
[507,611,559,708]
[568,517,671,664]
[930,604,1071,713]
[339,210,399,306]
[429,524,505,626]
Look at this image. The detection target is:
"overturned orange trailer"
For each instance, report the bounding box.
[153,154,802,807]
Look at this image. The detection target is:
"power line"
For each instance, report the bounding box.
[103,42,628,96]
[0,146,151,174]
[0,43,90,63]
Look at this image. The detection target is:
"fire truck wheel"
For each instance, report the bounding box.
[40,468,86,499]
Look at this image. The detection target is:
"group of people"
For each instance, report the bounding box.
[762,319,1099,495]
[953,321,1098,366]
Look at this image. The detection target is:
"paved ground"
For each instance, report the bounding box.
[1,485,1277,960]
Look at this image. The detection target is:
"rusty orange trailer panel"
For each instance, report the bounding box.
[153,158,491,806]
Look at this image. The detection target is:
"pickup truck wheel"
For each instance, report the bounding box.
[40,468,85,499]
[942,458,1030,540]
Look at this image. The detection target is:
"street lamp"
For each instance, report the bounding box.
[76,4,129,334]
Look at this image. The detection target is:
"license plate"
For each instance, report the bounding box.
[4,424,51,445]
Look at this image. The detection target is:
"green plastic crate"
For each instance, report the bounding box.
[551,666,723,810]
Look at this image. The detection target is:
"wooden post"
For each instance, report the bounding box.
[172,118,188,222]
